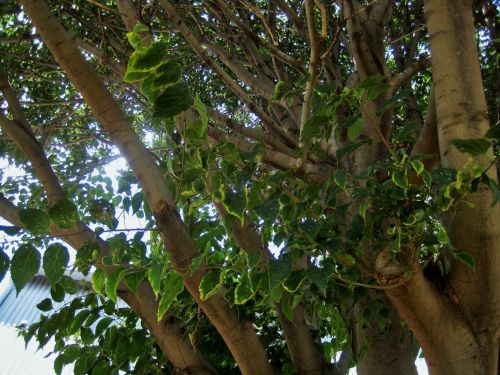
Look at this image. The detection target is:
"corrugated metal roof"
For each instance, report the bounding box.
[0,276,76,375]
[0,276,52,326]
[0,274,90,327]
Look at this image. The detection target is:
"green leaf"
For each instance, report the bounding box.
[346,117,363,141]
[359,198,371,219]
[268,256,292,290]
[124,270,146,296]
[199,270,222,300]
[484,124,500,140]
[393,122,421,143]
[280,292,294,321]
[126,23,150,49]
[221,187,248,222]
[123,70,150,83]
[49,199,78,229]
[18,208,51,235]
[334,169,347,189]
[0,225,21,235]
[50,283,65,302]
[60,275,77,294]
[148,260,164,298]
[451,138,491,156]
[80,326,94,345]
[11,244,40,294]
[282,269,306,293]
[436,226,448,244]
[106,268,125,303]
[141,61,182,100]
[454,251,475,270]
[306,266,329,296]
[235,274,255,304]
[91,268,106,295]
[192,96,208,138]
[131,192,143,214]
[488,178,500,207]
[127,41,167,73]
[157,271,184,321]
[189,254,205,274]
[153,82,193,118]
[272,80,287,101]
[95,317,113,337]
[410,159,424,175]
[356,74,389,100]
[0,251,9,283]
[246,251,261,269]
[43,243,69,285]
[422,170,432,187]
[36,298,53,312]
[300,115,329,144]
[155,61,182,86]
[392,170,408,189]
[379,89,410,113]
[336,140,367,161]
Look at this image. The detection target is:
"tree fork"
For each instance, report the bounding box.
[19,1,275,373]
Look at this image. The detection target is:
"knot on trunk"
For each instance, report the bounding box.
[375,244,416,286]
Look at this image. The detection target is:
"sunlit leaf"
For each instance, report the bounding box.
[106,267,125,303]
[235,274,255,304]
[148,260,164,298]
[91,268,106,295]
[127,42,168,73]
[157,271,184,321]
[199,270,222,300]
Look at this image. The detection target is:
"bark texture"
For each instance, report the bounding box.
[382,1,500,374]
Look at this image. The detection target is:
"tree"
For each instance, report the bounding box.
[0,0,498,374]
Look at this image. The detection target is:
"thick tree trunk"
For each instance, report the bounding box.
[425,0,500,372]
[382,1,500,374]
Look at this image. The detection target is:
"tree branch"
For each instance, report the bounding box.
[207,126,334,184]
[300,0,321,145]
[21,1,274,373]
[160,0,297,148]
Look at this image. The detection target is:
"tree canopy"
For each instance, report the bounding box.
[0,1,499,374]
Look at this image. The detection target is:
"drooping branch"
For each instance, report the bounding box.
[0,76,216,373]
[20,1,275,373]
[0,193,216,374]
[159,0,298,148]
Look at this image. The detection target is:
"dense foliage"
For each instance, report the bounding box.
[0,1,499,374]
